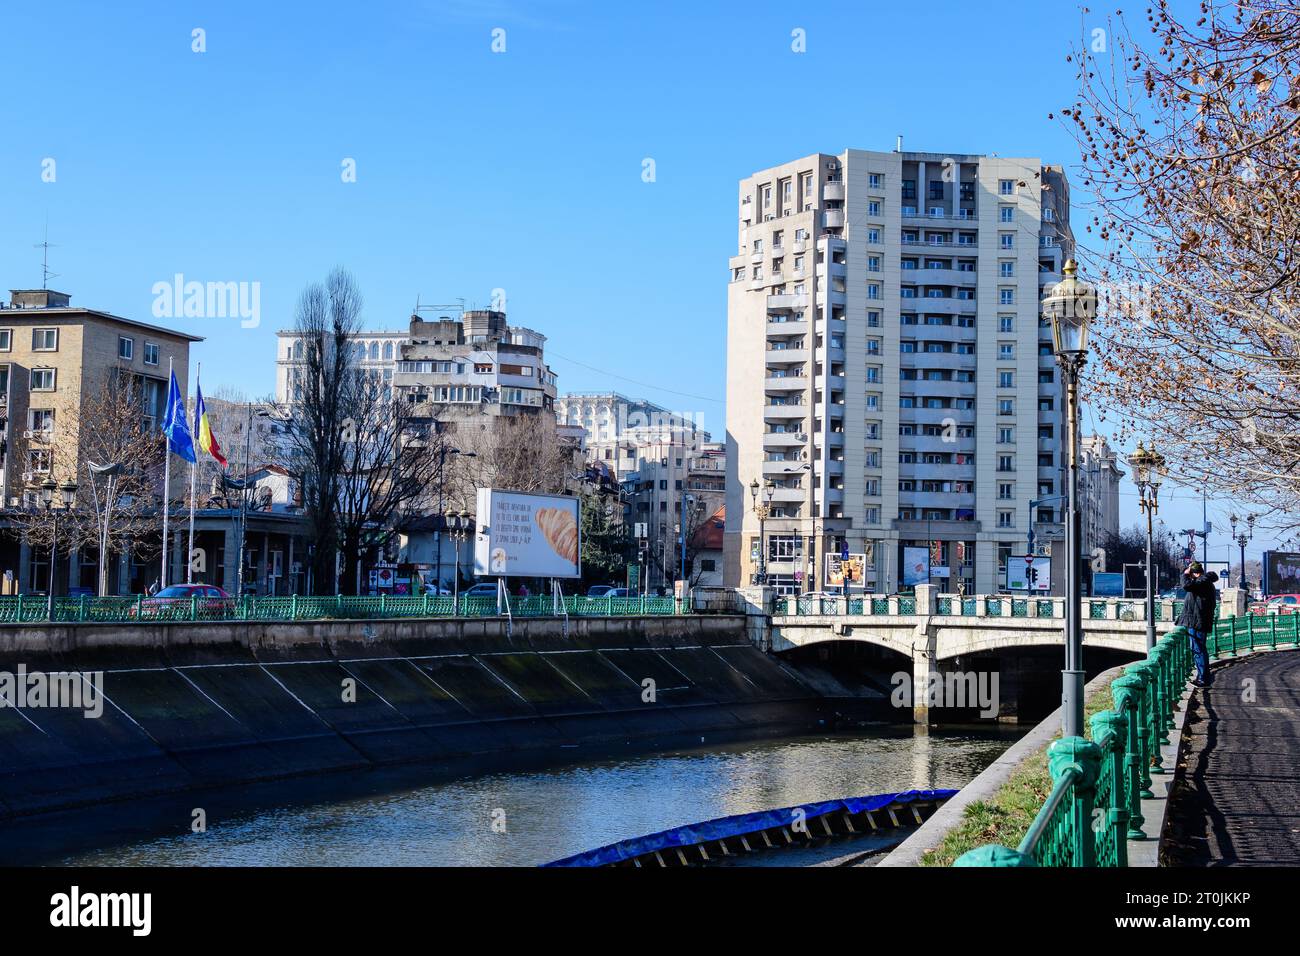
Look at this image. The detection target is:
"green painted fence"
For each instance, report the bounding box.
[0,593,686,624]
[954,612,1300,867]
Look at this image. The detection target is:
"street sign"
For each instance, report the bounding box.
[840,541,850,562]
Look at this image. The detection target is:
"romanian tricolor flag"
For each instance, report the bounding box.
[194,381,228,468]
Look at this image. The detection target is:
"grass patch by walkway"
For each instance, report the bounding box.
[919,673,1119,866]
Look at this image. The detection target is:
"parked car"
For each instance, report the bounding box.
[131,584,234,619]
[1250,594,1300,615]
[463,583,498,598]
[607,587,640,598]
[585,585,616,599]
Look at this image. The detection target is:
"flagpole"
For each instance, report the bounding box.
[188,364,200,583]
[161,359,172,590]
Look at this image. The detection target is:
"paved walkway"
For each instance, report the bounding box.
[1164,649,1300,865]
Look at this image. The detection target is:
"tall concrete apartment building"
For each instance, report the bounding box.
[725,147,1073,595]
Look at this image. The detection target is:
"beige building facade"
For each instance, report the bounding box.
[725,147,1073,595]
[0,288,201,593]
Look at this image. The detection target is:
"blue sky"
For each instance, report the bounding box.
[0,0,1277,559]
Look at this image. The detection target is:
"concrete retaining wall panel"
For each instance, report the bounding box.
[536,652,643,710]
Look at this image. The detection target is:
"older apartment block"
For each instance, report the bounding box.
[0,288,201,592]
[725,147,1073,595]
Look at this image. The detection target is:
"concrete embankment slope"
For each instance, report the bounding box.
[0,615,827,819]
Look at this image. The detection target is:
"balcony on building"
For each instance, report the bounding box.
[901,434,976,455]
[766,317,808,337]
[766,347,809,367]
[905,406,976,427]
[823,208,845,229]
[907,296,977,316]
[763,430,806,448]
[763,402,807,420]
[910,379,977,399]
[766,292,808,312]
[907,350,976,371]
[762,458,807,477]
[822,182,846,201]
[765,374,808,392]
[912,267,978,286]
[892,517,982,536]
[902,321,976,343]
[899,491,976,511]
[908,461,975,483]
[902,208,979,226]
[768,485,807,504]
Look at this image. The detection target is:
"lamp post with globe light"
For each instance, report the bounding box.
[1043,259,1096,738]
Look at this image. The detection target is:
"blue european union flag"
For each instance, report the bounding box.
[161,369,196,463]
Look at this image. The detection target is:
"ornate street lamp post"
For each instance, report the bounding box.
[1043,259,1096,738]
[1230,513,1255,599]
[444,509,473,612]
[748,478,775,585]
[33,477,79,621]
[1128,442,1166,651]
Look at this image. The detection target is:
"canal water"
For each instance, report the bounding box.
[53,725,1021,866]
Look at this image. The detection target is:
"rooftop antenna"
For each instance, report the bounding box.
[35,221,59,290]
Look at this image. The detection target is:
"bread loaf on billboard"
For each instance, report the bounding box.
[535,507,578,565]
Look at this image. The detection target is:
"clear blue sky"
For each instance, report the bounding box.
[0,0,1275,559]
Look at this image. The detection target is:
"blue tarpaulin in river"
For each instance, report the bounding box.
[542,788,957,867]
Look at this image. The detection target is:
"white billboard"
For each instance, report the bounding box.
[474,489,581,578]
[1007,555,1051,592]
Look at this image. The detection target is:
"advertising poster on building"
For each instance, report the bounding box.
[825,553,866,589]
[1263,551,1300,596]
[474,488,581,578]
[1092,572,1124,597]
[1007,555,1051,592]
[901,546,930,587]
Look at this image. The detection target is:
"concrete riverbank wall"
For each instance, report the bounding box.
[0,615,837,820]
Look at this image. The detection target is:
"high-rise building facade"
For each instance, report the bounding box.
[1080,433,1124,561]
[725,147,1073,594]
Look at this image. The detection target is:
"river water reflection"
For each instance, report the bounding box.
[61,725,1020,866]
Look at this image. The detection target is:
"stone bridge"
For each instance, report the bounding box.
[698,583,1248,724]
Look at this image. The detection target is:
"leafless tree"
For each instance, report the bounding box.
[644,495,716,587]
[334,370,443,594]
[442,412,579,510]
[1062,1,1300,533]
[280,267,364,593]
[9,371,165,591]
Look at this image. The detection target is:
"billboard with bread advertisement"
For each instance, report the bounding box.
[474,488,582,578]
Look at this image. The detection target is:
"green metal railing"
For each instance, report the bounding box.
[955,612,1300,867]
[0,593,686,624]
[954,625,1191,867]
[1210,610,1300,657]
[781,594,1185,621]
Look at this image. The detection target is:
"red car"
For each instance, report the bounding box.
[131,584,235,620]
[1249,593,1300,615]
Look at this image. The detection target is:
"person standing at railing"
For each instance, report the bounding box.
[1178,561,1219,687]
